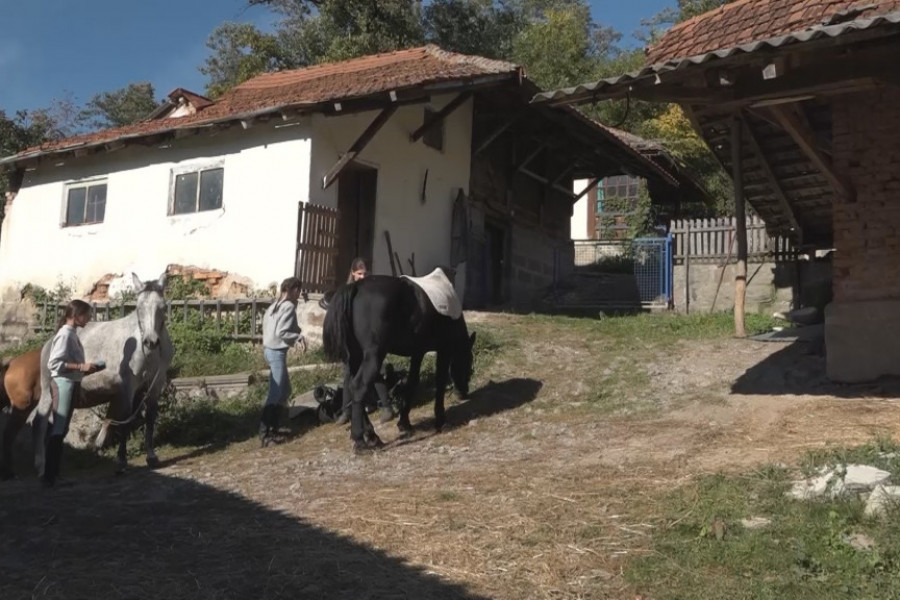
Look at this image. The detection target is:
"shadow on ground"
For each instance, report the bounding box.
[732,339,900,399]
[0,455,489,600]
[404,377,542,433]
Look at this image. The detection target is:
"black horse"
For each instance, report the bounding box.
[322,274,476,451]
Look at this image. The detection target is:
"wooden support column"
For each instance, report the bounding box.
[731,116,748,338]
[322,105,398,189]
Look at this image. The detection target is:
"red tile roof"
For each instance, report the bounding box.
[647,0,900,64]
[6,45,520,163]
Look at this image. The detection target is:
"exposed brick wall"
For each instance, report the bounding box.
[832,88,900,303]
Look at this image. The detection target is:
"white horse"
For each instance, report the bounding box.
[33,272,174,474]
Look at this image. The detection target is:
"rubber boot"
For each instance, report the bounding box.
[42,435,64,487]
[259,405,274,447]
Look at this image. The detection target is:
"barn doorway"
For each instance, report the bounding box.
[336,163,378,283]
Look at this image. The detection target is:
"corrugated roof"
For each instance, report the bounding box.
[647,0,900,64]
[2,45,521,167]
[532,10,900,105]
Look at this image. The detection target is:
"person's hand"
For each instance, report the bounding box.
[299,337,308,354]
[80,362,97,373]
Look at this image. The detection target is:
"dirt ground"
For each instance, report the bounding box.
[3,312,900,600]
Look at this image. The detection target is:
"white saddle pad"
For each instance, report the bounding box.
[402,268,462,319]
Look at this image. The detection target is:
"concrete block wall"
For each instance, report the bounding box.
[673,261,795,314]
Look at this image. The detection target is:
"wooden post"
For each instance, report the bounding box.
[685,220,691,314]
[731,117,748,338]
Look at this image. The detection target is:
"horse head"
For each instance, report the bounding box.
[449,330,476,399]
[132,272,168,350]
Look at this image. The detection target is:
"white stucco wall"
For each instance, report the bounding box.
[308,93,473,286]
[0,120,312,297]
[571,178,590,240]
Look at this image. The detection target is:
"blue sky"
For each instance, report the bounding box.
[0,0,672,114]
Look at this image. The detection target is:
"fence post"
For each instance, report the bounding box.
[234,300,240,337]
[251,299,258,339]
[685,221,691,314]
[216,300,222,329]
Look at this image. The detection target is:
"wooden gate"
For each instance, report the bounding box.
[295,202,340,293]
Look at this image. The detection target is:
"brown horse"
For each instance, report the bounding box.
[0,349,41,480]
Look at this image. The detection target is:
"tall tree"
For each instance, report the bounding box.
[78,83,159,130]
[0,108,61,225]
[200,23,291,98]
[423,0,521,59]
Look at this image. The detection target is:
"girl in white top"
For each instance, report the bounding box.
[43,299,103,486]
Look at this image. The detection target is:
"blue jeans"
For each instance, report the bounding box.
[50,377,78,437]
[264,347,291,407]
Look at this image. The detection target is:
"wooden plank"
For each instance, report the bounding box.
[769,104,854,202]
[409,92,471,142]
[322,106,398,189]
[740,114,803,244]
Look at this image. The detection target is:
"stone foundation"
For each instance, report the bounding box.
[825,300,900,382]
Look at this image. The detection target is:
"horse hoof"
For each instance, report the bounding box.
[146,456,161,469]
[353,440,374,455]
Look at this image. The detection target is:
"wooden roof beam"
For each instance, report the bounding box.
[740,113,803,244]
[322,105,398,189]
[769,104,855,202]
[473,110,527,156]
[409,92,471,142]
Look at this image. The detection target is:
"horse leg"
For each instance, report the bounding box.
[114,383,134,475]
[433,350,450,432]
[0,406,29,480]
[144,380,164,469]
[396,353,423,437]
[349,352,384,452]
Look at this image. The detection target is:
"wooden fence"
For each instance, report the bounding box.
[35,298,276,342]
[669,216,797,264]
[296,202,340,293]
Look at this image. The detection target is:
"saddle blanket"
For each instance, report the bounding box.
[402,268,462,319]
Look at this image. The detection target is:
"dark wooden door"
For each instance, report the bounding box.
[336,164,378,283]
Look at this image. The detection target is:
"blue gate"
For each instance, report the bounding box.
[632,235,673,305]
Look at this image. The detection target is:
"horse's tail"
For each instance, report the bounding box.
[322,284,356,362]
[0,358,11,411]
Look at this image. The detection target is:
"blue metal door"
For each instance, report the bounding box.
[632,235,673,305]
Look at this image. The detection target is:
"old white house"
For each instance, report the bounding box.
[0,46,684,321]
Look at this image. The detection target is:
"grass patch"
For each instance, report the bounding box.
[626,439,900,599]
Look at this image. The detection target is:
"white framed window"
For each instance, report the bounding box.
[63,180,107,227]
[169,162,224,215]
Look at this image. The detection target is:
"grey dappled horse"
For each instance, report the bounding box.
[33,273,174,475]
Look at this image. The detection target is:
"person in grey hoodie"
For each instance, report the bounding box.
[44,299,104,486]
[260,277,305,445]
